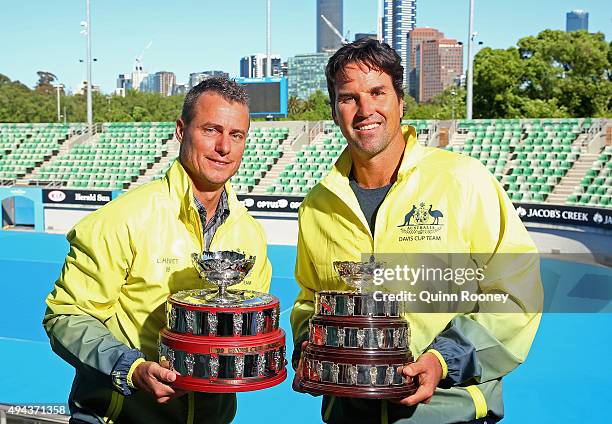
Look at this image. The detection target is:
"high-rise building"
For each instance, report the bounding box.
[139,71,176,96]
[131,62,147,93]
[172,84,187,96]
[355,33,377,42]
[115,74,132,97]
[414,37,462,103]
[566,9,589,32]
[382,0,417,83]
[139,74,156,93]
[240,54,282,78]
[188,71,229,89]
[288,52,331,99]
[406,27,443,99]
[317,0,343,52]
[155,71,176,96]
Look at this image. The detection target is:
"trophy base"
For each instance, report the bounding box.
[173,368,287,393]
[159,328,287,393]
[298,378,417,399]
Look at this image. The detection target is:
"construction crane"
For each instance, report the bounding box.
[134,40,152,73]
[132,40,152,90]
[320,14,348,45]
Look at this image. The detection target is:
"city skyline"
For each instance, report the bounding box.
[1,0,610,94]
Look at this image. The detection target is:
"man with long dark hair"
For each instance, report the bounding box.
[291,38,542,424]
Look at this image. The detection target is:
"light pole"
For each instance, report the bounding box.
[80,0,93,132]
[466,0,474,119]
[55,83,64,122]
[266,0,271,77]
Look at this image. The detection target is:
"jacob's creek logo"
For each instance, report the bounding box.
[398,202,444,242]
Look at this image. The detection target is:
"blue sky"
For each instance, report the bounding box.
[1,0,610,93]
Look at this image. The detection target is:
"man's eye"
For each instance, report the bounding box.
[339,97,355,104]
[372,91,384,97]
[232,133,244,141]
[204,127,217,134]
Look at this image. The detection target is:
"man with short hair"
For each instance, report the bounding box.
[44,77,271,423]
[291,38,542,424]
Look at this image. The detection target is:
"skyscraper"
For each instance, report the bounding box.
[414,36,463,103]
[155,71,176,96]
[407,27,443,99]
[189,71,229,89]
[240,54,281,78]
[317,0,343,52]
[566,9,589,32]
[139,72,176,96]
[382,0,417,84]
[288,52,331,99]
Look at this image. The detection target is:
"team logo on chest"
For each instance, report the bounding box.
[397,202,444,242]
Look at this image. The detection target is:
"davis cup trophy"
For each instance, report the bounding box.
[297,259,417,398]
[159,251,287,392]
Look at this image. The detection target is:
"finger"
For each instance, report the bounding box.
[156,395,172,404]
[151,364,179,383]
[401,362,424,377]
[152,382,182,399]
[398,383,435,406]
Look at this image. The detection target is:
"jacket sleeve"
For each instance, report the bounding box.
[454,162,543,384]
[290,205,319,369]
[43,216,138,392]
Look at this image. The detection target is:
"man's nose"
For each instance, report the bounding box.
[356,96,375,117]
[215,133,231,155]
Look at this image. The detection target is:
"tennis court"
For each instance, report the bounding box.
[0,231,610,423]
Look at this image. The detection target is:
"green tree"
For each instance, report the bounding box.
[403,88,466,120]
[473,29,611,118]
[287,90,332,121]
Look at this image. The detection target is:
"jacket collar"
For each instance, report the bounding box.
[321,125,422,195]
[165,160,247,224]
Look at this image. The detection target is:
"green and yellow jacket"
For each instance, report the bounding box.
[291,126,542,423]
[44,160,272,424]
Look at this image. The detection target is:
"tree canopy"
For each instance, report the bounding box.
[473,30,611,118]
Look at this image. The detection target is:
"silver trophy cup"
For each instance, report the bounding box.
[333,257,385,293]
[192,250,256,304]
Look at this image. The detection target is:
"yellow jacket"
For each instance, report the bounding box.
[44,160,271,424]
[291,126,542,423]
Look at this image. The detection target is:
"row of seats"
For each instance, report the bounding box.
[567,145,612,208]
[32,123,173,187]
[0,124,77,179]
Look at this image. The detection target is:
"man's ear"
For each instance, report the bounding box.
[175,118,185,143]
